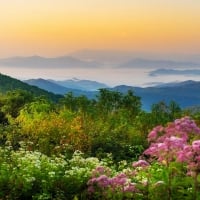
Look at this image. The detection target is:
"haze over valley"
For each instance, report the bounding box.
[0,50,200,87]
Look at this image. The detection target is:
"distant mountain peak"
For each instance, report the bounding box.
[25,78,108,92]
[152,80,200,88]
[71,77,80,81]
[119,58,199,69]
[149,69,200,77]
[0,55,101,68]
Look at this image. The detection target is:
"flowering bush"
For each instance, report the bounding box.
[147,116,200,143]
[0,148,101,199]
[177,140,200,172]
[143,116,200,199]
[87,117,200,199]
[87,166,138,199]
[144,116,200,164]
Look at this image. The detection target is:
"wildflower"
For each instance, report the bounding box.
[143,117,200,164]
[132,160,149,168]
[96,175,110,188]
[192,140,200,152]
[124,183,137,192]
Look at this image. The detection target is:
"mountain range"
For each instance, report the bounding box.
[0,55,199,70]
[149,68,200,76]
[118,58,199,69]
[70,49,200,64]
[1,72,200,111]
[23,78,102,98]
[111,81,200,110]
[48,78,108,91]
[0,55,101,68]
[24,77,200,111]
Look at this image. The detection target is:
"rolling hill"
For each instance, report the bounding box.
[24,78,96,98]
[25,78,108,92]
[112,82,200,110]
[0,73,63,102]
[24,78,71,95]
[49,78,108,91]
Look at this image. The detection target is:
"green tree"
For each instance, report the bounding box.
[0,111,8,125]
[59,92,77,112]
[121,90,142,119]
[1,90,33,118]
[168,100,182,120]
[151,100,182,125]
[96,89,123,115]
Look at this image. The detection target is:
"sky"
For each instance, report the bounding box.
[0,1,200,86]
[0,0,200,58]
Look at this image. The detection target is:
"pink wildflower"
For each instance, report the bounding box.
[124,183,137,192]
[132,160,150,168]
[192,140,200,152]
[144,117,200,164]
[96,175,110,187]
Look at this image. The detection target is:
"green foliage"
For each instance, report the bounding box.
[89,118,146,162]
[1,89,34,118]
[0,89,184,161]
[151,100,182,125]
[0,73,62,102]
[96,89,141,119]
[0,87,191,199]
[6,89,145,160]
[0,111,8,125]
[0,148,102,200]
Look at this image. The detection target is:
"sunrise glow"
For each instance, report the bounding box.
[0,0,200,57]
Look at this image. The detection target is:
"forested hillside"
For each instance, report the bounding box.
[0,73,62,102]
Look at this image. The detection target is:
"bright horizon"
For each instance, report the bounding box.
[0,1,200,57]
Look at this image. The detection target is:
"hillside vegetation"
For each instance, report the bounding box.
[0,73,62,102]
[1,73,200,199]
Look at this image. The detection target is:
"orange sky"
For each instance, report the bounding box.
[0,0,200,57]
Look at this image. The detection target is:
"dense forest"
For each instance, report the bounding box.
[0,85,200,199]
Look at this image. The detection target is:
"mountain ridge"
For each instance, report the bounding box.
[1,72,200,111]
[0,55,101,68]
[50,79,107,91]
[1,55,199,69]
[0,73,62,102]
[24,78,97,97]
[119,58,200,69]
[24,77,200,111]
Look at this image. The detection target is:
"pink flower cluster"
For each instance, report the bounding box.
[144,117,200,164]
[87,117,200,198]
[177,140,200,174]
[144,136,185,163]
[132,160,150,168]
[148,116,200,143]
[87,167,137,196]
